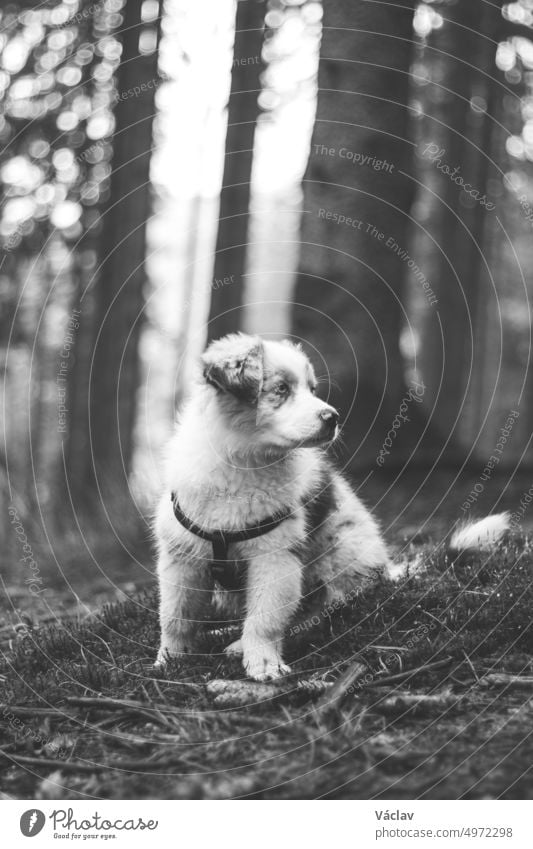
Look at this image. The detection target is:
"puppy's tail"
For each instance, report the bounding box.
[389,512,510,581]
[448,512,510,554]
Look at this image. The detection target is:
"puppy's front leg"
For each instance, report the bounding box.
[156,544,212,665]
[241,551,302,681]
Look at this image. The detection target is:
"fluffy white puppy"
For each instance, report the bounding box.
[154,333,390,681]
[154,333,509,681]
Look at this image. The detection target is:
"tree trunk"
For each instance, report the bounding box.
[207,0,265,341]
[416,0,505,464]
[293,0,418,468]
[88,0,161,493]
[61,16,102,504]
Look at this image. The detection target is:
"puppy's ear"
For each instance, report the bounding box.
[202,335,264,403]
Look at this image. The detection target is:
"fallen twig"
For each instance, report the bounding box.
[314,656,455,716]
[138,674,202,693]
[461,649,481,684]
[0,704,65,719]
[479,673,533,690]
[64,696,176,728]
[363,656,455,689]
[65,696,171,713]
[372,689,462,717]
[0,751,186,773]
[315,661,368,713]
[101,730,164,749]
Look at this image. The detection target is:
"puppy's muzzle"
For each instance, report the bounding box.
[319,406,339,439]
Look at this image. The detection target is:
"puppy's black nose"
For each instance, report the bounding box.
[320,408,339,427]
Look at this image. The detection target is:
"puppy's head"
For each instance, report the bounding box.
[201,333,339,452]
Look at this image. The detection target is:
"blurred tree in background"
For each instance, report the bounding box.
[408,0,533,466]
[414,0,507,462]
[207,0,264,341]
[0,0,160,554]
[0,0,128,530]
[88,0,161,498]
[293,0,420,465]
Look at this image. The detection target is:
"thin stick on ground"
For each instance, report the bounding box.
[64,697,176,728]
[0,704,75,719]
[363,656,455,689]
[462,649,481,684]
[480,673,533,689]
[1,751,188,774]
[316,660,368,713]
[64,696,180,713]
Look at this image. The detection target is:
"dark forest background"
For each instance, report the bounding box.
[1,0,533,606]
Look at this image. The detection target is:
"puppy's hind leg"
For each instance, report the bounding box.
[317,481,391,608]
[156,545,213,666]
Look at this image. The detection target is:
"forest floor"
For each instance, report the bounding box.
[1,523,533,800]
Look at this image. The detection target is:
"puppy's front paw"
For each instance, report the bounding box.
[224,638,243,656]
[248,661,292,682]
[154,645,183,668]
[243,647,291,681]
[153,649,168,670]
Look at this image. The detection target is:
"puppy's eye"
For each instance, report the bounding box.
[274,381,289,396]
[310,385,317,395]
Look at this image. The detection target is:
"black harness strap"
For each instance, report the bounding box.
[170,492,293,591]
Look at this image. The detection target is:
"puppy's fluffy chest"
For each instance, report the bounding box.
[166,423,322,530]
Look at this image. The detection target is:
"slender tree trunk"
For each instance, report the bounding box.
[88,0,161,493]
[44,0,102,516]
[417,0,505,463]
[207,0,265,341]
[63,254,96,491]
[293,0,418,467]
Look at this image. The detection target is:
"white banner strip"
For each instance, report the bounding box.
[1,799,532,848]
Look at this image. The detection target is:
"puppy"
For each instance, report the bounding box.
[154,333,509,681]
[154,333,390,681]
